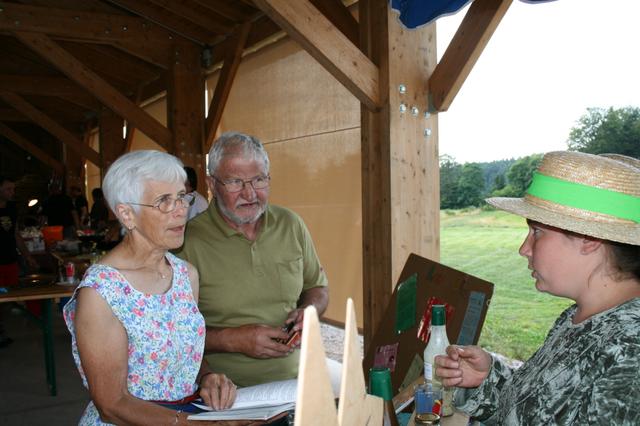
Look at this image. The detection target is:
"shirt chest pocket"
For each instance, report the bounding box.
[276,257,303,307]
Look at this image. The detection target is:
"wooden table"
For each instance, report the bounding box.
[0,283,76,396]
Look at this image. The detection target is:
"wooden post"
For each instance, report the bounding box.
[99,109,125,179]
[167,39,206,184]
[360,0,439,350]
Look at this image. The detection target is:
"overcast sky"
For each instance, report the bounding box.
[435,0,640,164]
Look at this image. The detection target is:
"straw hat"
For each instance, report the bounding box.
[486,151,640,246]
[599,153,640,170]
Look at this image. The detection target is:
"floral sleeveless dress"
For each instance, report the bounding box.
[63,252,205,425]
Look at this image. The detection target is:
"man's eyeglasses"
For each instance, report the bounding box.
[214,175,270,193]
[128,193,195,213]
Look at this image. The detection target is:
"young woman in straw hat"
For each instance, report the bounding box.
[435,151,640,425]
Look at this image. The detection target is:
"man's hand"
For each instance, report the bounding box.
[231,324,292,359]
[285,308,304,333]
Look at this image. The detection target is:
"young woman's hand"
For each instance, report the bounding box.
[435,345,492,388]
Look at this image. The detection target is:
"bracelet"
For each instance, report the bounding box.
[174,409,182,425]
[198,371,215,387]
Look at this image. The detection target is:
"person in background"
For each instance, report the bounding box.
[63,151,236,425]
[0,175,38,348]
[176,132,334,389]
[89,188,109,231]
[70,185,89,228]
[41,180,80,239]
[435,151,640,425]
[183,166,209,220]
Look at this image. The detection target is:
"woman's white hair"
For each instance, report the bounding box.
[103,150,186,214]
[207,132,270,176]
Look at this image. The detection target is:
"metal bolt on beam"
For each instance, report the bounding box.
[424,128,432,137]
[411,106,419,117]
[399,103,408,114]
[398,84,407,94]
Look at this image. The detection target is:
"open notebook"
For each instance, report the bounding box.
[188,379,297,421]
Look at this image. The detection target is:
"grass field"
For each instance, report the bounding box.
[440,208,573,361]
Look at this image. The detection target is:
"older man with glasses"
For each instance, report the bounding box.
[176,131,332,389]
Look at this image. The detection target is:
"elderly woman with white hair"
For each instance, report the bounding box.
[435,151,640,424]
[63,151,236,425]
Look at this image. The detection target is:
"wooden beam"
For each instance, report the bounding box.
[25,96,92,124]
[192,0,256,22]
[0,91,102,167]
[0,75,86,97]
[204,21,251,151]
[148,0,235,34]
[0,121,65,175]
[429,0,512,112]
[245,14,282,49]
[310,0,359,47]
[0,75,102,111]
[359,0,392,349]
[15,32,173,151]
[104,0,223,44]
[123,87,144,154]
[167,40,206,178]
[359,0,439,348]
[252,0,380,110]
[59,42,160,88]
[0,3,173,68]
[0,109,30,122]
[206,15,281,69]
[99,109,126,175]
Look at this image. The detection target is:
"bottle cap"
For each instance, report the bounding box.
[368,367,393,401]
[431,305,445,326]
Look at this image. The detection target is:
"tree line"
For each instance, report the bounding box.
[440,106,640,209]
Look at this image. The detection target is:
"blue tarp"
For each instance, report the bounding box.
[390,0,557,29]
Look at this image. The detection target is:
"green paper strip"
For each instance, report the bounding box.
[527,172,640,223]
[395,273,417,334]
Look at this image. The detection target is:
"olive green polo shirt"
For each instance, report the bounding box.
[176,203,328,387]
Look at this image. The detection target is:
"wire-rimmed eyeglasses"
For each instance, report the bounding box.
[128,193,195,213]
[213,175,270,193]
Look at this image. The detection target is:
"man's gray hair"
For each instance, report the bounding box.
[103,150,186,213]
[208,132,270,176]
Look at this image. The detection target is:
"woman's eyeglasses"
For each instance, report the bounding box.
[128,193,196,213]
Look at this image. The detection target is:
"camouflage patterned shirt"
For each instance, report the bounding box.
[455,297,640,425]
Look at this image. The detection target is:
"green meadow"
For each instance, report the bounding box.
[440,208,573,361]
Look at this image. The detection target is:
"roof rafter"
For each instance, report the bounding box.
[147,0,235,35]
[309,0,359,47]
[252,0,380,110]
[0,121,65,175]
[0,91,102,166]
[0,2,176,68]
[14,31,174,152]
[429,0,512,112]
[0,74,97,101]
[205,21,252,151]
[104,0,224,45]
